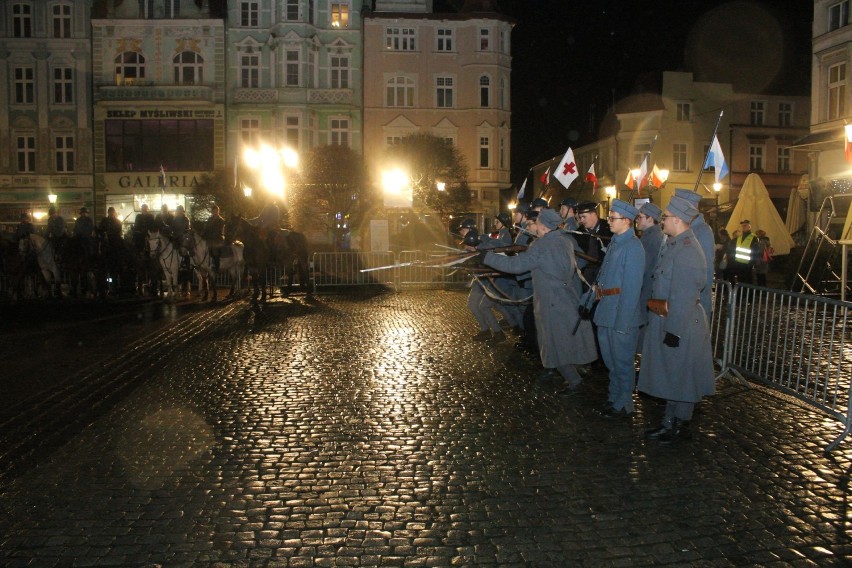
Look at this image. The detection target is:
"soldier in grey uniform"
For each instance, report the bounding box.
[483,209,597,390]
[559,197,579,232]
[480,212,522,332]
[638,196,715,444]
[674,189,715,315]
[592,200,645,418]
[460,219,505,342]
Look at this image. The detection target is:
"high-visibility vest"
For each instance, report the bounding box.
[735,233,755,263]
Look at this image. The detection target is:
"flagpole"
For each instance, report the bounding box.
[692,110,725,193]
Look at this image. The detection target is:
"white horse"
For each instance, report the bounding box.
[182,231,244,301]
[19,233,61,297]
[147,229,181,299]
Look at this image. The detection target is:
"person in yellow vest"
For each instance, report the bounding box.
[730,219,759,284]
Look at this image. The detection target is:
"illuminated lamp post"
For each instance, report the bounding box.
[604,185,617,215]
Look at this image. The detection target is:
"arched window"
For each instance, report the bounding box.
[479,75,491,108]
[174,51,204,85]
[115,51,145,85]
[386,76,414,107]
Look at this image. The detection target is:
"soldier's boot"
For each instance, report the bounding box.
[658,418,692,445]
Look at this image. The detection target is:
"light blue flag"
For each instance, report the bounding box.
[703,135,729,183]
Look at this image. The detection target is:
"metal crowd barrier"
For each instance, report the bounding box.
[312,251,396,291]
[723,283,852,451]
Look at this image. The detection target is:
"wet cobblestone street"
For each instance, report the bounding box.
[1,290,852,566]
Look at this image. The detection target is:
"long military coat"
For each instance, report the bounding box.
[691,215,716,314]
[593,229,645,331]
[639,223,664,324]
[638,228,715,402]
[484,229,597,367]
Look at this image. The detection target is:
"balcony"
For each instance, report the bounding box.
[233,88,278,103]
[97,83,215,102]
[308,88,353,105]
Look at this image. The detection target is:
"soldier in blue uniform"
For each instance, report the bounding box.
[481,212,522,332]
[637,202,664,334]
[559,197,579,232]
[674,189,716,315]
[483,209,597,389]
[638,196,715,444]
[460,219,505,342]
[592,200,645,418]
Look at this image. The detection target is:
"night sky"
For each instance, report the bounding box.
[436,0,814,186]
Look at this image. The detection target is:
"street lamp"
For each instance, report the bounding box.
[436,181,446,192]
[48,192,57,204]
[243,185,253,198]
[381,168,413,209]
[604,185,616,214]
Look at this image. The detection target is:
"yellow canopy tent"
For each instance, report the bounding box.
[725,173,796,255]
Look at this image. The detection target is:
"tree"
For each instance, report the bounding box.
[383,133,471,225]
[192,169,257,223]
[292,145,374,247]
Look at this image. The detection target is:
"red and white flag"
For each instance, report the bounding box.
[540,166,551,187]
[584,163,598,189]
[624,170,635,190]
[553,147,579,189]
[517,177,527,200]
[636,155,649,189]
[651,163,666,187]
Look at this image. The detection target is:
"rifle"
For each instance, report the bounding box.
[573,285,597,335]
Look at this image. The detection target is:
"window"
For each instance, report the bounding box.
[480,75,490,107]
[499,29,507,53]
[436,76,454,108]
[676,102,691,121]
[330,118,349,147]
[240,117,260,144]
[165,0,180,18]
[386,76,414,107]
[778,102,793,126]
[241,53,259,88]
[750,101,766,125]
[308,0,314,24]
[749,144,764,171]
[331,55,349,89]
[672,143,688,171]
[777,146,791,172]
[105,119,214,171]
[14,67,34,104]
[174,51,203,85]
[437,28,453,51]
[240,1,259,26]
[500,137,506,169]
[115,52,146,85]
[52,4,72,38]
[17,136,35,173]
[13,4,32,38]
[55,136,74,173]
[830,1,849,31]
[479,28,490,50]
[285,50,300,87]
[632,143,650,166]
[386,136,402,146]
[286,0,299,21]
[829,62,846,120]
[139,0,154,19]
[500,77,506,108]
[53,67,73,104]
[331,2,349,28]
[386,28,416,51]
[480,136,490,168]
[286,116,299,148]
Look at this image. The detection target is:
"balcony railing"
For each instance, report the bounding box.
[97,84,215,102]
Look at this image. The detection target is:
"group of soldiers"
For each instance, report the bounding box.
[459,188,718,445]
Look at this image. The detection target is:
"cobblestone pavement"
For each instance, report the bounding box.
[1,290,852,567]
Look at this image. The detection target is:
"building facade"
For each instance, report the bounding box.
[0,0,94,226]
[91,0,226,223]
[561,72,809,216]
[363,0,513,227]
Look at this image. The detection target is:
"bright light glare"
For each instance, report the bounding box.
[713,182,722,192]
[846,124,852,143]
[631,168,641,179]
[605,185,617,197]
[508,202,516,210]
[243,148,260,170]
[436,181,446,192]
[658,169,670,183]
[382,169,409,194]
[32,211,47,221]
[48,193,57,204]
[281,148,299,169]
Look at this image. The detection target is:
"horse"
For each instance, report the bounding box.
[182,230,245,301]
[274,228,310,295]
[19,233,62,298]
[59,236,98,298]
[226,215,271,309]
[147,229,181,299]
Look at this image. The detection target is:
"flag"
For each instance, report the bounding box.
[159,164,167,189]
[540,166,550,187]
[517,177,527,200]
[584,163,598,189]
[636,154,649,189]
[553,147,579,189]
[703,135,729,183]
[651,164,665,187]
[624,170,635,190]
[846,138,852,164]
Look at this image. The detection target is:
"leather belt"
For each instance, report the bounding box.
[595,287,621,300]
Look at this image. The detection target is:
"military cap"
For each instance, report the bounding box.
[666,196,698,223]
[525,210,539,221]
[639,202,662,222]
[530,197,549,209]
[515,202,530,213]
[610,199,639,220]
[740,219,751,225]
[495,212,512,227]
[537,208,563,229]
[674,188,703,207]
[560,197,578,208]
[79,206,89,214]
[575,201,599,214]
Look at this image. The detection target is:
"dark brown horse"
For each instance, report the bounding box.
[226,215,270,309]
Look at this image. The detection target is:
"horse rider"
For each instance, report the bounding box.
[46,206,68,255]
[156,204,175,240]
[133,203,155,254]
[15,212,35,243]
[73,207,96,258]
[250,201,281,254]
[203,204,226,271]
[98,206,124,274]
